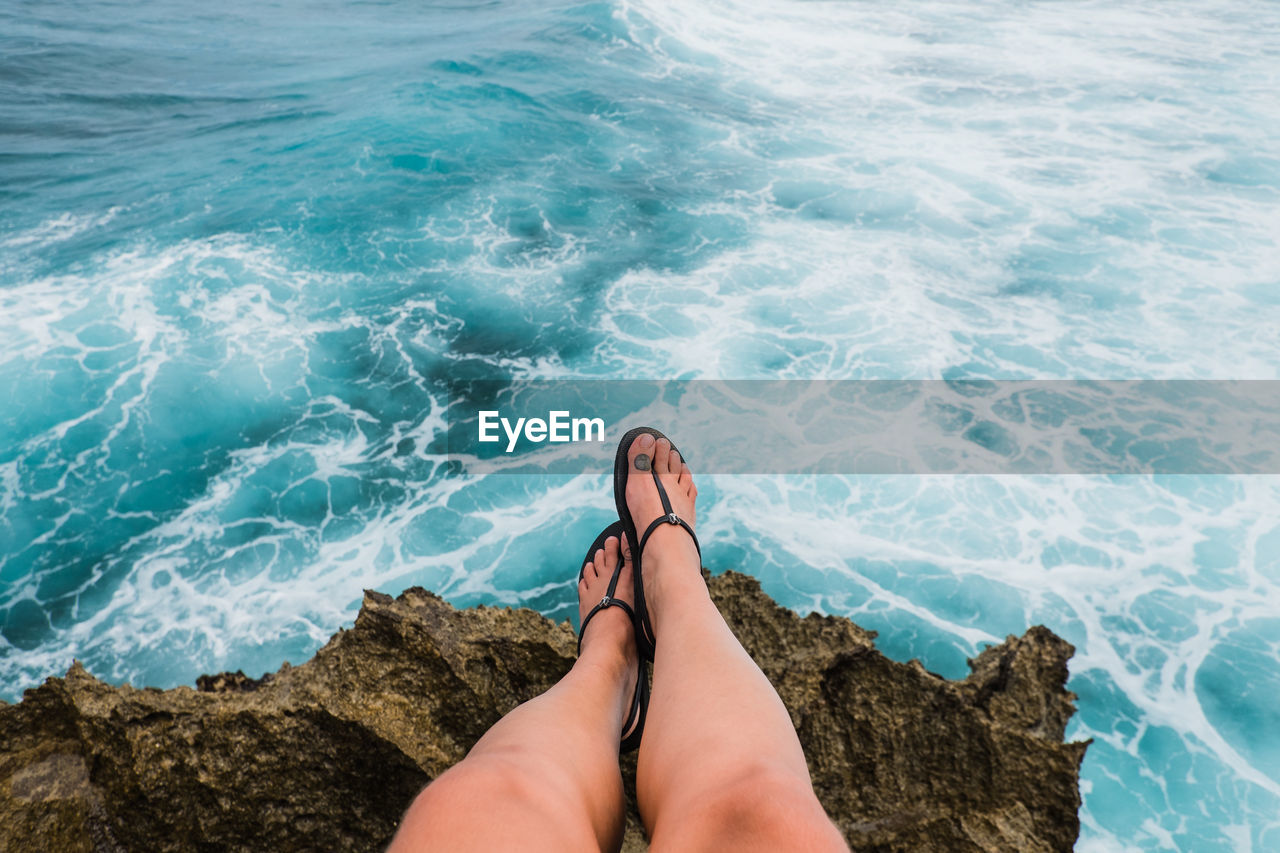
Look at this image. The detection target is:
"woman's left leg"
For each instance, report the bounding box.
[388,535,638,853]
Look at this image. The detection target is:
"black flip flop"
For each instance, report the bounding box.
[577,520,648,753]
[612,427,702,662]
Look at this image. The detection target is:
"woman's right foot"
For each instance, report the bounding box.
[624,433,702,627]
[577,535,641,742]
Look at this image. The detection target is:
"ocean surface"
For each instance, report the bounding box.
[3,0,1279,848]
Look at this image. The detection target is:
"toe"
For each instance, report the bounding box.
[654,437,672,474]
[629,432,656,473]
[668,446,681,477]
[683,463,696,496]
[593,547,606,579]
[602,536,619,573]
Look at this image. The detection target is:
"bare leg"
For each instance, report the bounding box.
[626,434,849,852]
[389,535,639,853]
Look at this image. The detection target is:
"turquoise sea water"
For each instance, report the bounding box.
[3,0,1279,848]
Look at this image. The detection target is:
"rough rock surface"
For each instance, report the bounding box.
[0,571,1088,851]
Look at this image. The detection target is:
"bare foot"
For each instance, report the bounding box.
[624,433,702,627]
[577,535,641,738]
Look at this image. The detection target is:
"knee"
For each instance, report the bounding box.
[688,762,844,848]
[395,756,564,847]
[705,762,815,823]
[392,754,607,851]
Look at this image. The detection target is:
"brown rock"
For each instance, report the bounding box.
[0,572,1087,851]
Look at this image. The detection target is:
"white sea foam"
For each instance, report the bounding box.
[605,0,1280,381]
[1,207,123,252]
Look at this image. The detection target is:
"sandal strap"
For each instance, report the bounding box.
[637,467,701,558]
[577,596,636,655]
[619,664,648,752]
[638,513,700,558]
[652,468,674,515]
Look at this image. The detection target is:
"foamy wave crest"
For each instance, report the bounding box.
[0,233,451,687]
[603,0,1280,380]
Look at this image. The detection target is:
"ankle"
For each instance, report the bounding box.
[577,629,636,676]
[640,529,700,571]
[644,559,710,620]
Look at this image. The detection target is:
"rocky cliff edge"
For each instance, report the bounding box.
[0,571,1088,851]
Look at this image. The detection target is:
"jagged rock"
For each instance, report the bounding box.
[0,572,1087,851]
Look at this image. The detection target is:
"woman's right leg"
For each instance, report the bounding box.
[624,433,848,852]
